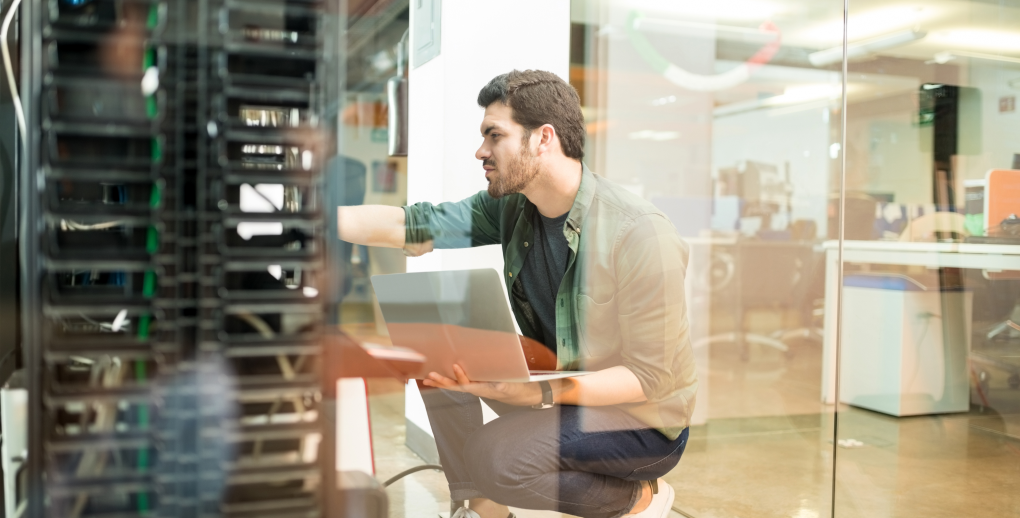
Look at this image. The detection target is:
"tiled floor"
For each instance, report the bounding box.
[351,325,1020,518]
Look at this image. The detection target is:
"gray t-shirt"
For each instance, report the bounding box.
[518,210,571,354]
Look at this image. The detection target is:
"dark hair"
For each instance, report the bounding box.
[477,70,585,160]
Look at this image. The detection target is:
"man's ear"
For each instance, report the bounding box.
[535,124,558,156]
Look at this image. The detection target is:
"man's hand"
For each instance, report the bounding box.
[422,364,542,406]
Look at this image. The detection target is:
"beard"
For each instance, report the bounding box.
[485,142,539,199]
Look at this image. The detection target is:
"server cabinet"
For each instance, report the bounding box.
[14,1,345,516]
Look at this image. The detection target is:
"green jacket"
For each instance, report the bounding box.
[403,165,697,439]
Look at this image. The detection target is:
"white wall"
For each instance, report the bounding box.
[404,0,571,439]
[406,0,571,276]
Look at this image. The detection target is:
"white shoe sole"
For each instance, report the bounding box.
[656,481,676,518]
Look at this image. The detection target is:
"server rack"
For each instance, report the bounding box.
[15,1,347,516]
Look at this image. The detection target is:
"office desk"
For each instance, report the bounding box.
[821,240,1020,404]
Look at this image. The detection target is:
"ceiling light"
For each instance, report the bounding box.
[780,84,841,102]
[714,83,841,117]
[795,5,933,47]
[629,130,680,141]
[931,29,1020,53]
[809,30,927,67]
[621,0,782,22]
[634,17,773,44]
[931,50,1020,66]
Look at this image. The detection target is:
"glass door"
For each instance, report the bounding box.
[835,0,1020,516]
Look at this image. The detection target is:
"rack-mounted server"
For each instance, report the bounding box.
[12,0,356,516]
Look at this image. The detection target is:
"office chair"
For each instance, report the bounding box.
[970,277,1020,394]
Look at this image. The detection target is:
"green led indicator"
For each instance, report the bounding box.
[146,4,159,30]
[137,314,151,339]
[151,138,161,163]
[146,226,159,254]
[142,270,156,298]
[134,358,147,381]
[149,182,161,208]
[137,492,150,514]
[143,48,155,70]
[146,96,157,119]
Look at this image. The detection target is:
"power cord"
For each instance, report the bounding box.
[381,464,444,488]
[1,0,25,141]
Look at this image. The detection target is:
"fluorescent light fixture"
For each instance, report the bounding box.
[714,84,841,117]
[620,0,782,22]
[809,30,927,67]
[795,5,934,47]
[628,130,680,141]
[931,29,1020,53]
[780,84,841,102]
[633,17,774,44]
[932,50,1020,66]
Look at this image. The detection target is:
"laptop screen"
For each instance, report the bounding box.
[371,269,517,333]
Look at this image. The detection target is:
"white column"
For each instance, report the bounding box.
[404,0,571,448]
[406,0,571,275]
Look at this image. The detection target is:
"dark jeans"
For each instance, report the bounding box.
[421,388,689,518]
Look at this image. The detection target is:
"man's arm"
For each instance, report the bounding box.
[554,367,646,405]
[338,191,504,254]
[337,205,434,256]
[337,205,404,247]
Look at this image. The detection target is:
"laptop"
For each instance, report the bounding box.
[371,269,591,382]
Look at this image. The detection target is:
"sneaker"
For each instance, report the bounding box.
[449,507,515,518]
[450,508,480,518]
[624,479,675,518]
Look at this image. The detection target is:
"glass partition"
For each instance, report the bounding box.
[337,0,851,517]
[835,0,1020,517]
[329,1,1016,517]
[571,1,847,516]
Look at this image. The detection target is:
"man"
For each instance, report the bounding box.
[338,70,697,518]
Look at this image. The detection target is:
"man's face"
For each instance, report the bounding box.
[475,103,539,199]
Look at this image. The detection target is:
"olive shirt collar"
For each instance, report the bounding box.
[505,162,594,270]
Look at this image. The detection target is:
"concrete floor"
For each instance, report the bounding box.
[352,326,1020,518]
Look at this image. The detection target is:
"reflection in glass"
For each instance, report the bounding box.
[835,0,1020,517]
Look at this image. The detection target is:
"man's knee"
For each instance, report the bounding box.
[462,425,507,485]
[463,419,551,501]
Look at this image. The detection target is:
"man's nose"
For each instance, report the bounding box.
[475,143,490,162]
